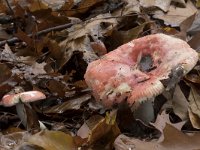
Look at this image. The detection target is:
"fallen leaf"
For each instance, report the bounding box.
[14,28,33,47]
[197,0,200,8]
[91,40,107,56]
[188,12,200,35]
[46,80,68,97]
[188,108,200,129]
[61,36,98,64]
[0,63,12,84]
[153,0,197,27]
[171,85,189,120]
[41,0,66,10]
[177,13,196,40]
[61,0,103,17]
[185,71,200,83]
[28,0,49,12]
[77,114,120,146]
[151,111,185,141]
[28,130,77,150]
[114,124,200,150]
[0,131,29,150]
[188,85,200,118]
[140,0,172,12]
[188,32,200,51]
[27,62,47,75]
[16,103,40,130]
[1,44,17,62]
[111,22,150,48]
[116,0,140,16]
[43,93,91,113]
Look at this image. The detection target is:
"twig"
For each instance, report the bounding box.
[0,15,13,24]
[4,0,14,15]
[0,22,74,47]
[0,13,147,47]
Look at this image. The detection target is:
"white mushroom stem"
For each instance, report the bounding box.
[133,98,155,124]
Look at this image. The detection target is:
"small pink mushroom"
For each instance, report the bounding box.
[0,91,46,107]
[84,34,198,108]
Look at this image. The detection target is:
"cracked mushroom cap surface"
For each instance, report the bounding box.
[84,34,198,108]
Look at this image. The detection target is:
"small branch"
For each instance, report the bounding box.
[4,0,14,15]
[0,15,13,24]
[0,13,143,47]
[0,22,74,47]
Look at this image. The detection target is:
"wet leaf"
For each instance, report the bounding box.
[28,130,77,150]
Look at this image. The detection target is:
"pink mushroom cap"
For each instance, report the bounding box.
[84,34,198,108]
[0,91,46,107]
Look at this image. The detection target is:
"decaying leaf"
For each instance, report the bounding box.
[0,131,29,150]
[16,103,40,130]
[61,0,104,17]
[151,111,185,140]
[188,12,200,35]
[27,130,77,150]
[114,124,200,150]
[171,85,189,120]
[197,0,200,8]
[188,32,200,51]
[43,93,91,113]
[77,114,120,147]
[111,22,150,48]
[153,0,197,27]
[0,63,12,84]
[140,0,172,12]
[188,85,200,118]
[118,0,140,15]
[188,108,200,129]
[185,68,200,83]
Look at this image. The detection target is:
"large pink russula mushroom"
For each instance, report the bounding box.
[84,34,198,108]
